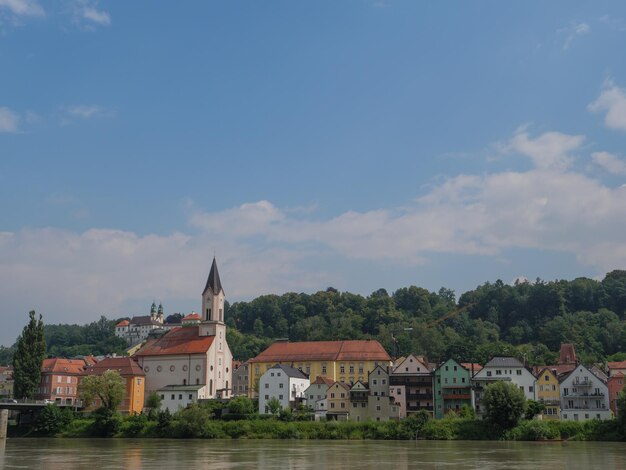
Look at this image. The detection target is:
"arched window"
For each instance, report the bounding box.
[183,379,187,386]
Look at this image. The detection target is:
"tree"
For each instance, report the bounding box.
[146,391,162,411]
[524,400,545,420]
[616,390,626,426]
[12,310,46,399]
[267,397,281,415]
[482,381,527,430]
[228,395,254,415]
[79,369,126,412]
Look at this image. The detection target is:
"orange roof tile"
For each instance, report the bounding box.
[608,361,626,370]
[41,358,87,375]
[134,326,215,356]
[116,320,130,327]
[183,313,201,321]
[249,340,391,364]
[461,363,483,373]
[83,357,145,377]
[311,376,335,386]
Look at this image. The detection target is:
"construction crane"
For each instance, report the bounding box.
[423,304,474,329]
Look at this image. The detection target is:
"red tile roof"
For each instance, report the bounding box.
[116,320,130,327]
[83,357,145,377]
[461,363,483,373]
[608,361,626,370]
[248,340,391,364]
[133,326,215,356]
[41,358,87,375]
[311,376,335,386]
[183,313,201,321]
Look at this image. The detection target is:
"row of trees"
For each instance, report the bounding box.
[225,270,626,364]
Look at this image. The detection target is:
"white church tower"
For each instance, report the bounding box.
[200,257,226,338]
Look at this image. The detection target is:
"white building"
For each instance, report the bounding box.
[304,376,334,420]
[472,357,536,417]
[560,364,611,421]
[115,302,166,344]
[134,258,233,410]
[259,364,310,414]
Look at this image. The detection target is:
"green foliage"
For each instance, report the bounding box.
[524,400,546,420]
[34,405,73,435]
[617,390,626,427]
[44,315,128,357]
[267,397,281,415]
[12,311,46,399]
[227,395,254,415]
[483,381,527,430]
[79,369,126,412]
[146,391,162,412]
[506,420,561,441]
[90,407,122,437]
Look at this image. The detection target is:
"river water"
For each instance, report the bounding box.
[1,438,625,469]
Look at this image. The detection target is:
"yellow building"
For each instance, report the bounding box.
[82,357,146,414]
[535,367,560,419]
[326,381,351,420]
[247,340,392,397]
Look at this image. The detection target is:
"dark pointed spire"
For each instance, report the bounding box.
[203,257,223,295]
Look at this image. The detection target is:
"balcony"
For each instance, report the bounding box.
[563,392,605,398]
[538,399,560,405]
[572,380,592,387]
[407,405,433,412]
[562,405,607,410]
[407,392,432,400]
[443,394,471,400]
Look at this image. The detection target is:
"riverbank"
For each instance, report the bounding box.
[9,404,625,441]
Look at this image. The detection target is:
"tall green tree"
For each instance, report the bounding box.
[482,381,527,430]
[12,310,46,399]
[79,369,126,412]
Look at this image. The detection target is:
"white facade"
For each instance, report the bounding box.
[158,385,206,413]
[304,381,331,410]
[560,365,612,421]
[258,365,310,414]
[472,357,536,417]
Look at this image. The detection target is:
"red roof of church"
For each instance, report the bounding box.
[133,326,215,356]
[116,320,130,327]
[249,340,391,364]
[83,357,145,377]
[183,313,201,321]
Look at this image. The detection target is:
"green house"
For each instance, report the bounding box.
[433,359,474,419]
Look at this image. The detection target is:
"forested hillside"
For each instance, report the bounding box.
[2,271,625,367]
[226,270,626,365]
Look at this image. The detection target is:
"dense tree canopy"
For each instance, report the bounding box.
[12,311,46,399]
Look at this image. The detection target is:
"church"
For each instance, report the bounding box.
[134,258,233,410]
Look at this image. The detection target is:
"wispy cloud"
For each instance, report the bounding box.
[558,21,590,50]
[61,105,113,124]
[0,0,44,17]
[72,0,110,30]
[592,151,626,175]
[0,106,19,133]
[588,78,626,131]
[599,14,626,32]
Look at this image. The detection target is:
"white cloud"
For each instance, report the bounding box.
[0,106,19,133]
[72,0,110,29]
[558,21,590,50]
[3,128,626,345]
[599,14,626,32]
[589,79,626,131]
[82,6,109,26]
[0,0,44,17]
[502,126,584,170]
[592,151,626,175]
[66,105,103,119]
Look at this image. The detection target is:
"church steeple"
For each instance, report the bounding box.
[203,257,224,296]
[201,257,225,324]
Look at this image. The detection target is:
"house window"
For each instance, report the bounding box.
[279,395,283,400]
[340,402,345,409]
[331,403,335,409]
[340,364,345,374]
[189,394,193,400]
[496,370,502,375]
[171,394,175,400]
[322,364,327,374]
[265,395,269,399]
[279,383,284,389]
[349,365,354,373]
[517,370,522,376]
[486,371,492,377]
[359,364,364,374]
[397,388,401,395]
[265,383,269,389]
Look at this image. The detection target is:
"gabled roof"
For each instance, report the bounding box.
[203,257,223,295]
[609,371,625,379]
[183,313,201,321]
[134,326,215,356]
[392,354,430,374]
[350,380,368,391]
[83,357,145,377]
[531,364,576,378]
[461,363,483,373]
[265,363,308,379]
[535,367,558,380]
[41,358,87,375]
[130,315,162,327]
[249,340,391,363]
[310,376,335,386]
[329,381,351,391]
[483,357,524,368]
[116,320,130,327]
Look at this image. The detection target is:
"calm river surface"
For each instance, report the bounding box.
[1,438,625,469]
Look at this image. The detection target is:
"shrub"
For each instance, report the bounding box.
[482,381,527,430]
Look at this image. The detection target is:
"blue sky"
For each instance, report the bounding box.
[2,1,626,346]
